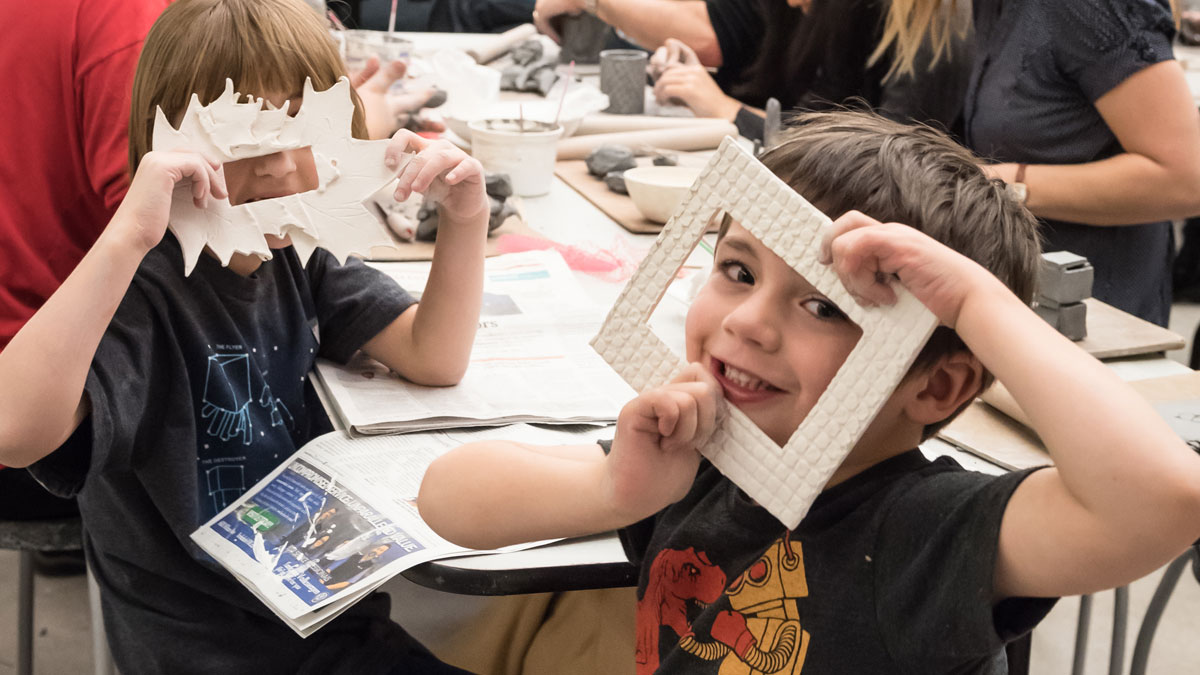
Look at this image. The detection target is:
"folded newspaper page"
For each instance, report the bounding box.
[315,250,636,434]
[191,424,602,636]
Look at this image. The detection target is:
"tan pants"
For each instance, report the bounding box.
[427,588,637,675]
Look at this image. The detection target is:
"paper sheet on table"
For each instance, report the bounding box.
[316,250,635,434]
[192,423,601,636]
[944,371,1200,470]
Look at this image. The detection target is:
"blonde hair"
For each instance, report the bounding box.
[873,0,1181,81]
[128,0,367,174]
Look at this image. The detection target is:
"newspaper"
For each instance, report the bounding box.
[314,250,636,434]
[191,423,602,637]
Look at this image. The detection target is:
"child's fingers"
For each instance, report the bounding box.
[385,129,425,172]
[393,150,431,201]
[820,210,881,265]
[661,390,698,450]
[829,228,899,307]
[647,392,680,439]
[444,156,483,185]
[408,148,463,194]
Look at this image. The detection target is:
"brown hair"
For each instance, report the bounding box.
[128,0,367,174]
[756,110,1042,437]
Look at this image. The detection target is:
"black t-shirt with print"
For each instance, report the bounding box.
[30,234,421,674]
[608,444,1057,674]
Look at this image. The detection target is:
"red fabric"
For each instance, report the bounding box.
[0,0,169,349]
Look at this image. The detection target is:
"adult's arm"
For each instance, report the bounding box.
[533,0,721,66]
[984,62,1200,225]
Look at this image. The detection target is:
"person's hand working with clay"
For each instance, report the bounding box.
[350,56,447,139]
[650,38,742,120]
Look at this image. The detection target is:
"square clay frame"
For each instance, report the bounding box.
[591,138,938,528]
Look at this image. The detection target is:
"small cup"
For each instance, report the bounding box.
[599,49,648,115]
[556,13,610,65]
[469,119,564,197]
[343,30,412,73]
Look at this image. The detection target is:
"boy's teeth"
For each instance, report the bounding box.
[724,365,765,390]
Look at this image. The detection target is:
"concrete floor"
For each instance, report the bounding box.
[5,303,1200,674]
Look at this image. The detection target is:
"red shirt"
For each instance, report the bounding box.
[0,0,168,349]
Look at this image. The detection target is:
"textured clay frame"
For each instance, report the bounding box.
[153,78,406,275]
[591,138,938,528]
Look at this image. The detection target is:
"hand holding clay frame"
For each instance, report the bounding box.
[591,138,938,528]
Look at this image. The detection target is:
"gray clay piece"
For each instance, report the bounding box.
[485,172,514,199]
[652,153,678,166]
[510,39,544,66]
[418,172,519,240]
[604,171,628,194]
[586,144,636,176]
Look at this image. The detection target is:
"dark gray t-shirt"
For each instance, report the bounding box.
[707,0,972,140]
[965,0,1176,325]
[30,235,421,674]
[609,446,1056,674]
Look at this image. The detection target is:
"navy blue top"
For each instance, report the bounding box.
[965,0,1177,325]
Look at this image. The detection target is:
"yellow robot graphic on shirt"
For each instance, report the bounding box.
[638,535,811,674]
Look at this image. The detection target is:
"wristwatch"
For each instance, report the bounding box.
[1008,163,1029,204]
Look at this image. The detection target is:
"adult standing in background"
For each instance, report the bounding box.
[0,0,171,531]
[0,0,170,351]
[532,0,972,140]
[882,0,1200,325]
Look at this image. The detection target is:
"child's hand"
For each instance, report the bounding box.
[819,210,998,328]
[385,131,488,227]
[112,150,226,254]
[606,363,724,519]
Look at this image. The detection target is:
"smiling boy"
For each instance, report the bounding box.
[417,111,1200,674]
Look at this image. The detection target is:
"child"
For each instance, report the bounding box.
[418,111,1200,673]
[0,0,486,672]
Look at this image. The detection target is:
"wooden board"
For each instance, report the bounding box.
[940,370,1200,470]
[555,154,714,234]
[1075,298,1185,358]
[368,214,542,262]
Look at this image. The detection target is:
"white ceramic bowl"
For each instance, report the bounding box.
[623,166,702,223]
[446,112,582,141]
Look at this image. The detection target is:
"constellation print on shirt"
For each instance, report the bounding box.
[201,354,253,445]
[259,381,294,430]
[206,464,246,513]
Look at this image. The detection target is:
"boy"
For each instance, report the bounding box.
[418,111,1200,673]
[0,1,484,672]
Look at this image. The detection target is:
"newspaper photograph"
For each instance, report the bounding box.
[191,424,601,635]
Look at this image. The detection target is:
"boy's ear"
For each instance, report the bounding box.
[902,351,983,426]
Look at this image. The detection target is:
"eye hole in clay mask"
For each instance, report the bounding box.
[647,210,862,447]
[223,146,320,206]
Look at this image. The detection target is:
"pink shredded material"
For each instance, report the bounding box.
[496,234,644,283]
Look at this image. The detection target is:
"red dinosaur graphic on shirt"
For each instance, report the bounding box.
[636,547,727,675]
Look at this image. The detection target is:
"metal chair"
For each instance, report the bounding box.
[0,517,113,675]
[1129,545,1200,675]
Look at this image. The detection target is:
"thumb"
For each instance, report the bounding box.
[350,55,381,89]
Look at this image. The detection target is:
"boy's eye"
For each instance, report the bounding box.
[802,298,847,321]
[718,260,754,285]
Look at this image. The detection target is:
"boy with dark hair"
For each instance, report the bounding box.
[418,111,1200,673]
